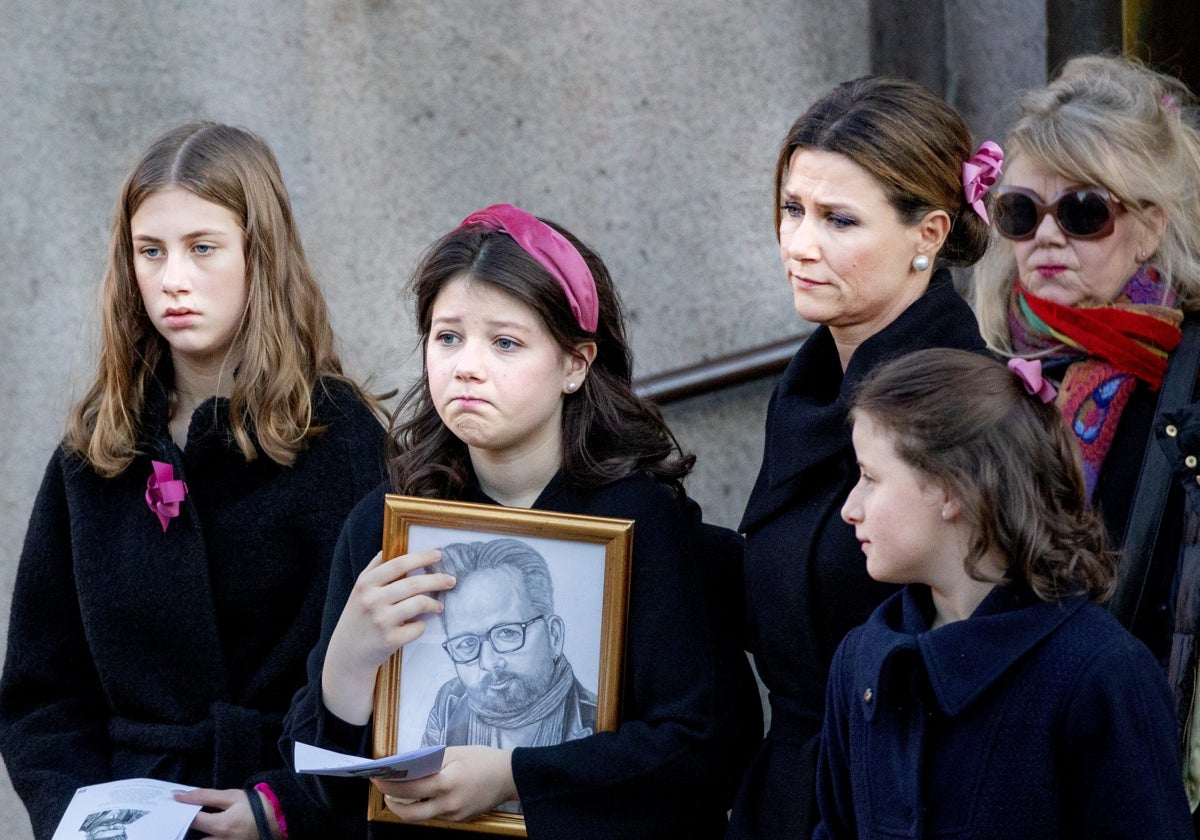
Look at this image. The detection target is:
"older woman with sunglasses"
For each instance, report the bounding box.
[973,54,1200,809]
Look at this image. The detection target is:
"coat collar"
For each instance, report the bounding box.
[740,271,984,532]
[464,469,575,512]
[142,359,247,458]
[859,584,1088,719]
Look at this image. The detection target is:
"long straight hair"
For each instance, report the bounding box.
[65,123,381,475]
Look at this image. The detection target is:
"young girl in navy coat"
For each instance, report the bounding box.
[0,123,387,840]
[815,347,1192,839]
[281,204,754,839]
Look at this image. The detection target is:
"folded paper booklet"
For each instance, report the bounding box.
[52,778,201,840]
[293,741,445,780]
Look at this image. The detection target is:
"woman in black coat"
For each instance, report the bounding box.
[0,123,387,840]
[726,76,998,839]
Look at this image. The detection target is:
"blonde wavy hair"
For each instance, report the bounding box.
[973,54,1200,352]
[65,122,379,476]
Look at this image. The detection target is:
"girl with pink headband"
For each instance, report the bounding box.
[283,205,756,839]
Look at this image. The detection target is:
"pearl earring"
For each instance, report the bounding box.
[941,509,948,521]
[566,382,577,392]
[912,254,930,272]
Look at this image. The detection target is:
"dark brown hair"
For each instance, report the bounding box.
[851,348,1115,602]
[775,75,989,268]
[388,218,694,498]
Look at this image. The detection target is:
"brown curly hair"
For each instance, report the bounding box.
[851,348,1115,602]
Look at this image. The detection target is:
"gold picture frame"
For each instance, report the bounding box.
[368,495,634,836]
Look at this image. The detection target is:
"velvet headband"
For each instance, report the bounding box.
[458,204,599,333]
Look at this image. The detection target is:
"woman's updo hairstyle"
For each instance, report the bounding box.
[775,75,989,268]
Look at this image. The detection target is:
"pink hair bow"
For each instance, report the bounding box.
[1162,94,1181,116]
[962,141,1004,223]
[145,460,188,532]
[1007,358,1057,404]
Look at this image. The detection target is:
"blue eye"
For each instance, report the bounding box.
[829,214,856,229]
[434,332,460,346]
[141,246,163,259]
[193,243,215,255]
[781,202,802,219]
[495,337,518,351]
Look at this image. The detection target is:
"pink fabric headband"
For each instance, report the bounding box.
[962,141,1004,224]
[458,204,599,333]
[1007,358,1057,403]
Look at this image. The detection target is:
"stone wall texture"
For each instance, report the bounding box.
[0,1,1044,835]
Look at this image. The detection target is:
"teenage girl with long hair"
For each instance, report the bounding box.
[0,122,387,840]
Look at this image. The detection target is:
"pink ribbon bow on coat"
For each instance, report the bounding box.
[962,141,1004,223]
[1007,358,1057,404]
[145,460,188,532]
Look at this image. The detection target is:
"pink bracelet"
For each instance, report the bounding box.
[254,782,289,839]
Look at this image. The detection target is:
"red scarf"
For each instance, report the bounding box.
[1009,269,1182,497]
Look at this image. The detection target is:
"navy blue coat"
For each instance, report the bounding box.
[814,584,1193,839]
[728,271,986,838]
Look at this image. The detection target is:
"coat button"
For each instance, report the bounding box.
[1187,455,1198,469]
[1166,424,1179,437]
[863,688,873,704]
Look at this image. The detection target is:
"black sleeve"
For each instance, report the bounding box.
[280,484,387,818]
[0,452,113,839]
[511,482,744,839]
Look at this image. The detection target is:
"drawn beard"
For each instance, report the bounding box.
[468,664,554,716]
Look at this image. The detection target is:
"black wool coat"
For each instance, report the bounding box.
[727,271,987,840]
[0,375,387,840]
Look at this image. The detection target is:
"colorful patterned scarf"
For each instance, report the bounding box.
[1009,267,1183,498]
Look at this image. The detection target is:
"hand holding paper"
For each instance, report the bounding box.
[292,741,445,781]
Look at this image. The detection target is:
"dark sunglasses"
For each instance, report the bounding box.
[993,186,1122,241]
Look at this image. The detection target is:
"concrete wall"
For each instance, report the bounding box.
[0,1,1044,835]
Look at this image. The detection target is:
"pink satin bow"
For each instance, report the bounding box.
[145,460,188,532]
[1007,358,1057,404]
[962,141,1004,223]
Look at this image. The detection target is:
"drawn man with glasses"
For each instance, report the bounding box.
[422,538,597,750]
